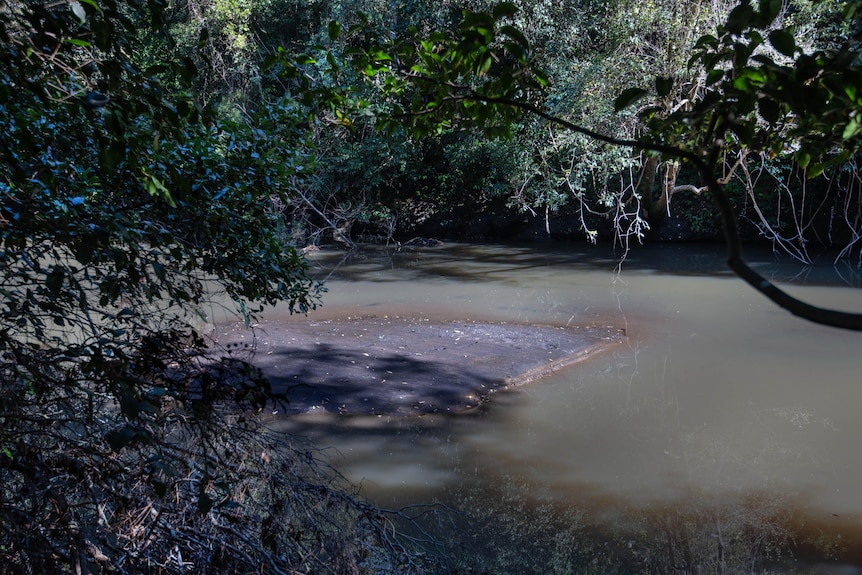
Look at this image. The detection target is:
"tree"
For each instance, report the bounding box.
[341,0,862,330]
[0,1,425,572]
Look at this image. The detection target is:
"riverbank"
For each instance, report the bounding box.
[211,316,625,416]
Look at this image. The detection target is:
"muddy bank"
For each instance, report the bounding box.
[211,316,625,416]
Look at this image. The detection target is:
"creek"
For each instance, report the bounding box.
[259,242,862,572]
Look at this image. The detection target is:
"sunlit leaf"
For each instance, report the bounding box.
[76,0,102,11]
[796,150,811,169]
[144,173,176,208]
[69,1,87,24]
[807,163,825,178]
[842,117,861,140]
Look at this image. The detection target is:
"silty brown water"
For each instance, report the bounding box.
[227,242,862,569]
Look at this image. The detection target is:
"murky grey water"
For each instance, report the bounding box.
[259,243,862,568]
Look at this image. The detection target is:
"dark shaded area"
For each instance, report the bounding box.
[211,317,624,416]
[309,242,862,288]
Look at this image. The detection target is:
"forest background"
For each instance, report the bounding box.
[1,0,861,573]
[149,0,861,259]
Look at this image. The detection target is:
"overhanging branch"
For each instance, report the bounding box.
[417,90,862,330]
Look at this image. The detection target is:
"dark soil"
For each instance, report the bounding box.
[211,316,625,416]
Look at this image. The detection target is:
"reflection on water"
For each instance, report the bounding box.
[268,242,862,571]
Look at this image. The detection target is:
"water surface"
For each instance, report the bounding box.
[263,243,862,568]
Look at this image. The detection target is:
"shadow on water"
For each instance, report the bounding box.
[436,476,825,575]
[272,242,862,574]
[308,241,862,288]
[308,244,614,285]
[275,408,862,575]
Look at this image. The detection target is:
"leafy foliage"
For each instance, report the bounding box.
[0,1,426,573]
[634,0,862,176]
[340,0,862,329]
[345,2,548,138]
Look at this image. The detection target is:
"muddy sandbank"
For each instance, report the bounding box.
[211,316,625,416]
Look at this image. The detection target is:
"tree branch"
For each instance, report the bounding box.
[422,91,862,330]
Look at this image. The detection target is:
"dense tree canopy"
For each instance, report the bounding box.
[0,1,418,573]
[336,0,862,329]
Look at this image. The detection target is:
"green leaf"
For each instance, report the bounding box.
[845,83,860,104]
[737,67,766,88]
[614,88,648,112]
[706,69,724,85]
[477,53,493,75]
[328,20,341,42]
[768,29,795,57]
[796,150,811,169]
[503,41,526,61]
[725,3,753,35]
[758,97,780,123]
[492,2,518,20]
[807,163,825,178]
[694,34,719,50]
[144,174,176,208]
[758,0,781,24]
[262,54,278,71]
[77,0,103,11]
[499,25,528,50]
[326,51,340,71]
[655,77,674,98]
[534,69,549,87]
[842,117,861,140]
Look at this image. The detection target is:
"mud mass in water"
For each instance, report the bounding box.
[212,316,624,416]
